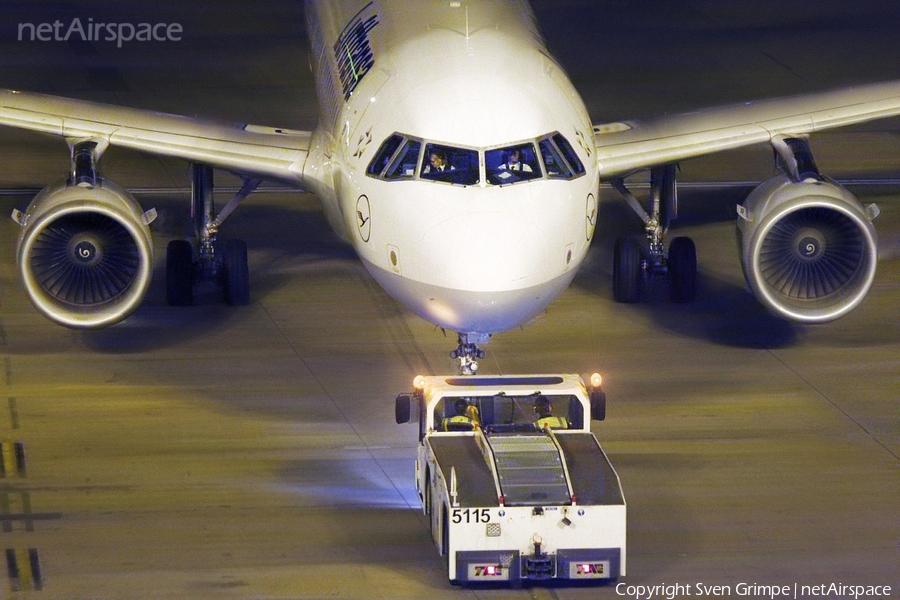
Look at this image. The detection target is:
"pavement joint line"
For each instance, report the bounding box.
[20,491,33,532]
[357,271,435,376]
[254,300,415,508]
[0,493,55,533]
[343,445,391,450]
[0,512,61,524]
[0,494,9,534]
[6,399,18,431]
[766,350,900,462]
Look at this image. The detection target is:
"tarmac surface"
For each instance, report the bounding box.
[0,2,896,598]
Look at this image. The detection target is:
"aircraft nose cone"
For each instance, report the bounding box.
[419,212,550,289]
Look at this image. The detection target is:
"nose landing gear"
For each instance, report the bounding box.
[451,333,488,375]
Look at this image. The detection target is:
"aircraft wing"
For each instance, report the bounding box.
[0,89,311,184]
[593,79,900,178]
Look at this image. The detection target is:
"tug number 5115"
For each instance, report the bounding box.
[451,508,491,524]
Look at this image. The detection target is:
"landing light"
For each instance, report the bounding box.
[590,373,602,388]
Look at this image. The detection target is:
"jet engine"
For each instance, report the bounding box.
[737,174,879,323]
[12,178,155,328]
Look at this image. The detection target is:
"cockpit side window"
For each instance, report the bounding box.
[539,138,573,179]
[539,133,585,180]
[384,139,422,180]
[421,144,480,186]
[366,134,404,176]
[486,143,541,186]
[552,133,585,175]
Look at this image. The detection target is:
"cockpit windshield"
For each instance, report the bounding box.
[366,132,585,186]
[486,143,541,185]
[421,143,480,185]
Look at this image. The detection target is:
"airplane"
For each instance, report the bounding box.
[3,0,900,374]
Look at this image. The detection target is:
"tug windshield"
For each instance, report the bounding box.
[433,394,583,432]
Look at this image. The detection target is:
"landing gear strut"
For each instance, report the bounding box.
[450,333,488,375]
[166,164,260,306]
[610,164,697,303]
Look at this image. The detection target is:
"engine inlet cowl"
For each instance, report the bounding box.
[738,176,878,323]
[16,179,154,328]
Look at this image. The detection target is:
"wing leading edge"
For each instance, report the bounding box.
[0,89,311,184]
[593,79,900,178]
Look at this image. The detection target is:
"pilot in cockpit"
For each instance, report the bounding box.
[498,149,532,173]
[423,149,455,174]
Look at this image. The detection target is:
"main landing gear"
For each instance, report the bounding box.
[610,164,697,304]
[166,164,261,307]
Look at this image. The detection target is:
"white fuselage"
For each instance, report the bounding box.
[303,0,598,337]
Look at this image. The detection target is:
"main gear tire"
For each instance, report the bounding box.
[223,239,250,305]
[613,237,643,303]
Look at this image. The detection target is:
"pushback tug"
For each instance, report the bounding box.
[396,373,625,584]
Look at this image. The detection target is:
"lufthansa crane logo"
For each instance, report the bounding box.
[585,193,597,241]
[356,195,371,242]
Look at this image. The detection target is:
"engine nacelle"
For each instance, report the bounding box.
[13,178,155,328]
[737,175,878,323]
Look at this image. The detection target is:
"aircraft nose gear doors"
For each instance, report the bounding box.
[165,163,260,306]
[610,164,697,304]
